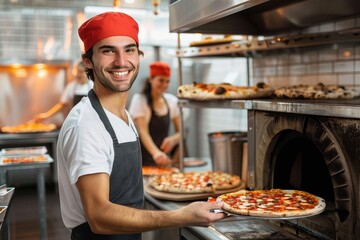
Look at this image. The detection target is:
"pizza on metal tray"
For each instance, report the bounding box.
[216,189,326,218]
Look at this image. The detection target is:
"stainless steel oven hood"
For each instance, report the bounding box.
[169,0,360,35]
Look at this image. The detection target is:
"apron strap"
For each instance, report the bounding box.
[88,89,118,143]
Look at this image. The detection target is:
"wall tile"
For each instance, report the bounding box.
[318,63,333,73]
[334,61,354,73]
[338,74,354,85]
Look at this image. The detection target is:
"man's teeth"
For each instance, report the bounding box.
[113,71,129,76]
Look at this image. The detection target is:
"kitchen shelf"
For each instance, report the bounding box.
[177,29,360,58]
[178,99,250,109]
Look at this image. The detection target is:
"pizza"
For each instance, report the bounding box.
[177,82,273,100]
[274,83,360,99]
[148,171,241,194]
[142,166,178,176]
[1,155,48,164]
[217,189,326,218]
[1,123,57,133]
[213,171,241,190]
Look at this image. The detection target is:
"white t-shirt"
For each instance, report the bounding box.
[128,93,180,122]
[60,80,93,104]
[56,96,138,229]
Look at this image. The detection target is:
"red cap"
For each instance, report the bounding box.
[78,12,139,52]
[150,61,171,77]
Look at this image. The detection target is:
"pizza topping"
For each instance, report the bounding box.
[148,171,241,194]
[142,166,178,176]
[1,155,48,164]
[274,83,360,99]
[1,123,57,133]
[177,82,273,100]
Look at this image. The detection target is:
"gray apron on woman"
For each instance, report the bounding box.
[71,89,144,240]
[141,97,170,166]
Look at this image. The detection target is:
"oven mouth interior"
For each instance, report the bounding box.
[269,131,337,239]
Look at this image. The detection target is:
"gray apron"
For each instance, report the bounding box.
[141,97,170,166]
[71,89,144,240]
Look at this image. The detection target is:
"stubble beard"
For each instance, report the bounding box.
[94,66,139,93]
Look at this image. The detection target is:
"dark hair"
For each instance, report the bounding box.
[81,47,144,82]
[141,77,153,109]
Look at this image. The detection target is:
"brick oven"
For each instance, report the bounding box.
[246,99,360,239]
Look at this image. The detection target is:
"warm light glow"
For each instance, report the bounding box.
[10,64,23,69]
[113,0,120,8]
[34,63,46,70]
[343,50,351,58]
[125,0,135,3]
[37,69,48,79]
[14,68,28,78]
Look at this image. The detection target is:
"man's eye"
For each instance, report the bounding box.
[126,48,137,53]
[103,49,114,53]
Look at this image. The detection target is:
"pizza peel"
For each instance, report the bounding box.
[209,207,326,220]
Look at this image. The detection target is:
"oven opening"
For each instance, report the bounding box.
[271,130,334,199]
[269,130,336,239]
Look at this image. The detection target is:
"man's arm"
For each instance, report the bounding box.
[76,173,226,234]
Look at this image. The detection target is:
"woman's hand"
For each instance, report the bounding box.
[152,151,171,166]
[160,136,177,153]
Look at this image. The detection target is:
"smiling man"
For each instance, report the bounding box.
[56,11,225,240]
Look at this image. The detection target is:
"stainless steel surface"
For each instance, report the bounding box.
[0,162,51,240]
[0,131,59,185]
[179,98,360,119]
[170,0,360,35]
[178,99,248,109]
[0,63,71,127]
[251,99,360,119]
[176,29,360,57]
[208,131,247,176]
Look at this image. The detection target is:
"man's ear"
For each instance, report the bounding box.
[82,58,92,69]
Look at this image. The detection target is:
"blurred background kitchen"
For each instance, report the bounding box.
[0,0,248,163]
[1,0,360,239]
[0,1,247,239]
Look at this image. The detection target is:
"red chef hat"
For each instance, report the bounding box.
[150,61,171,77]
[78,12,139,52]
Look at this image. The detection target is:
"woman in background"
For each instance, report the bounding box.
[31,61,93,123]
[129,61,180,167]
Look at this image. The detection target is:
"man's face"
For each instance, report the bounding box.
[87,36,140,92]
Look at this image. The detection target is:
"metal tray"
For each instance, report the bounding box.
[0,154,53,165]
[0,146,47,156]
[0,186,15,206]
